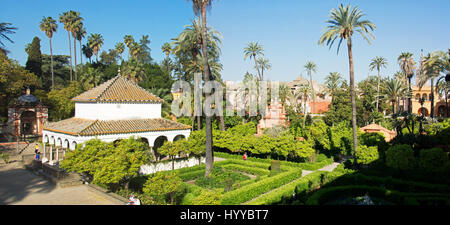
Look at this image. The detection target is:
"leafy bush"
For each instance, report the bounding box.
[0,153,10,164]
[418,148,449,173]
[143,171,183,204]
[355,145,379,165]
[385,144,415,170]
[192,189,222,205]
[194,166,250,189]
[222,164,270,176]
[359,132,389,155]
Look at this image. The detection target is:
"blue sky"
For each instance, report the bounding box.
[1,0,449,84]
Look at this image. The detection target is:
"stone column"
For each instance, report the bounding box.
[49,145,53,162]
[56,147,59,162]
[43,143,46,161]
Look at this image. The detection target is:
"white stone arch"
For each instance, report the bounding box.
[43,135,49,144]
[56,137,63,147]
[50,136,55,145]
[64,139,70,149]
[153,136,168,160]
[70,141,77,150]
[173,134,187,142]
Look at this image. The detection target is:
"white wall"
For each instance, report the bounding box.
[74,102,161,120]
[139,156,205,175]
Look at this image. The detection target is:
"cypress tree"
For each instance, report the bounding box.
[25,36,43,79]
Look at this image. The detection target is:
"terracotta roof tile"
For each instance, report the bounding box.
[43,118,191,136]
[71,75,163,103]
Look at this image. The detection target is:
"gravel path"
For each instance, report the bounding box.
[0,162,121,205]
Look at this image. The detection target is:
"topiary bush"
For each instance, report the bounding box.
[355,145,379,165]
[192,189,222,205]
[418,148,449,173]
[385,144,415,171]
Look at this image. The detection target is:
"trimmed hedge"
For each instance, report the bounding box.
[305,185,450,205]
[323,173,450,194]
[215,152,334,171]
[245,171,327,205]
[221,168,303,205]
[222,164,270,176]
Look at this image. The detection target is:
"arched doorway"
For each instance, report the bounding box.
[20,111,36,135]
[153,136,168,161]
[173,135,186,142]
[418,107,429,116]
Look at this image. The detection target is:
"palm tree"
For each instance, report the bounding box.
[369,56,388,111]
[39,17,57,89]
[417,51,448,118]
[436,77,449,117]
[162,42,172,60]
[244,42,264,81]
[76,25,86,70]
[0,22,17,55]
[59,11,77,80]
[161,42,172,74]
[295,83,312,129]
[304,61,317,114]
[318,4,376,166]
[398,52,416,113]
[88,33,104,62]
[256,57,271,81]
[190,0,215,177]
[82,44,93,63]
[115,42,125,63]
[380,78,408,115]
[325,72,343,102]
[71,17,83,80]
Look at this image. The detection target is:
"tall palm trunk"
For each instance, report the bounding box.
[200,7,213,177]
[408,77,412,113]
[49,38,54,90]
[73,37,77,81]
[446,89,449,117]
[67,31,73,81]
[79,40,83,72]
[192,51,201,131]
[254,54,262,81]
[430,78,435,118]
[376,68,380,111]
[309,71,316,114]
[347,38,358,166]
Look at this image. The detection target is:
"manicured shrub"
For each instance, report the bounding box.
[246,171,326,205]
[192,189,222,205]
[221,169,303,205]
[385,144,415,170]
[222,164,270,176]
[305,185,450,205]
[355,145,379,165]
[418,148,449,173]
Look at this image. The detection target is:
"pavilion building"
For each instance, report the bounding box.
[41,73,191,165]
